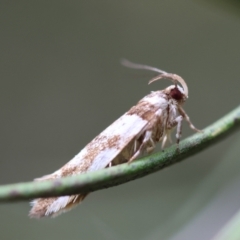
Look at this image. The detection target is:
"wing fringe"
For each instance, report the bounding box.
[29,194,87,218]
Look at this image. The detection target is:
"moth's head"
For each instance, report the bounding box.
[164,85,187,102]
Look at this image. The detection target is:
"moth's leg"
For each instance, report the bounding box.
[175,116,183,146]
[107,162,112,167]
[161,133,168,149]
[178,106,201,132]
[133,138,138,153]
[128,130,153,163]
[146,138,155,153]
[164,115,182,148]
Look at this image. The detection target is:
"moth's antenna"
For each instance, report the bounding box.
[121,59,188,97]
[121,59,167,74]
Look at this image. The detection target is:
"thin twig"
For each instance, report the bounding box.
[0,106,240,202]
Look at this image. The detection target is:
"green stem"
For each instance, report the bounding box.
[0,106,240,202]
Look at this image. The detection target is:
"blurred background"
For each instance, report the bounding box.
[1,1,240,239]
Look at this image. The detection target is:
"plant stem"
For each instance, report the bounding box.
[0,106,240,202]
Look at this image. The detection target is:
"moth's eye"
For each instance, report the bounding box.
[170,88,184,101]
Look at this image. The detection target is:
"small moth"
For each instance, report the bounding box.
[29,60,200,218]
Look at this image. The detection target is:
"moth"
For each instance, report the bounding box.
[29,60,200,218]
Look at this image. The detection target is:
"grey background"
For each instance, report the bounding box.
[1,1,240,240]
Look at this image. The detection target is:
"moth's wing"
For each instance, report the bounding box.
[75,113,149,172]
[29,113,149,218]
[29,91,169,218]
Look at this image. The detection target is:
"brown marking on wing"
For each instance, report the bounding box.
[29,197,57,218]
[84,134,121,163]
[127,101,156,121]
[107,135,121,149]
[61,165,78,177]
[60,134,121,176]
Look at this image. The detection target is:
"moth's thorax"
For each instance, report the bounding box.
[141,91,168,107]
